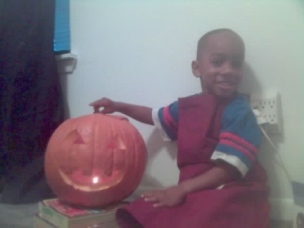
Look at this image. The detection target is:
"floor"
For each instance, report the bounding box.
[270,220,293,228]
[0,202,294,228]
[0,203,38,228]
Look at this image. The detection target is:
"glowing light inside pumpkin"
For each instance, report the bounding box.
[93,176,99,184]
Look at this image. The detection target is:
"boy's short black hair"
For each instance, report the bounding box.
[196,28,245,60]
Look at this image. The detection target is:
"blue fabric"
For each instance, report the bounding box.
[220,95,262,148]
[54,0,70,53]
[214,95,262,170]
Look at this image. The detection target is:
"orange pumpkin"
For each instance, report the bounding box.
[45,114,147,208]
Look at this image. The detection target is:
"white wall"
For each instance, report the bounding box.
[66,0,304,220]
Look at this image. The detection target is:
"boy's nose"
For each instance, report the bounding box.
[222,63,237,76]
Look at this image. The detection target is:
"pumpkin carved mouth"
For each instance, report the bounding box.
[58,168,125,192]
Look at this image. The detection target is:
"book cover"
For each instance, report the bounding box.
[38,199,126,227]
[41,199,115,217]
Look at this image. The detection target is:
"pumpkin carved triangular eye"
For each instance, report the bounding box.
[73,137,85,144]
[65,129,85,145]
[106,135,126,150]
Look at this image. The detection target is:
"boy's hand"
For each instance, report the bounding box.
[89,97,117,114]
[141,185,186,208]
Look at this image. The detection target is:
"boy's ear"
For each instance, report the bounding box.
[191,61,201,77]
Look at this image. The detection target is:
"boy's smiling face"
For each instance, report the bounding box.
[192,31,245,98]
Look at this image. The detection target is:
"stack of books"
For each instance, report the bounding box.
[33,198,127,228]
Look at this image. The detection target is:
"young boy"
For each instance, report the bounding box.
[90,29,269,228]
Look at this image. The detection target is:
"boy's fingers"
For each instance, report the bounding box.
[144,196,158,202]
[141,192,154,197]
[101,108,111,114]
[89,98,105,106]
[89,100,98,106]
[153,202,164,208]
[94,107,100,113]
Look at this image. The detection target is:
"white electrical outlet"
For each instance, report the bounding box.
[250,93,282,134]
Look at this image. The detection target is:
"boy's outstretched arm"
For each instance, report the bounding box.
[89,97,153,125]
[142,161,239,208]
[179,160,240,193]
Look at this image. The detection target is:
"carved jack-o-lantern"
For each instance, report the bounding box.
[45,114,147,208]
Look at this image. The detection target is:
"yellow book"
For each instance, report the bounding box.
[37,198,126,228]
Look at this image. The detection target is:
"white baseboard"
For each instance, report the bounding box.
[134,185,294,221]
[270,198,294,221]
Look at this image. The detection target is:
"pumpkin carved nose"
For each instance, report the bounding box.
[107,135,126,150]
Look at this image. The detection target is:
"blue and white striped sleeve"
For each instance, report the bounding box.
[152,101,179,141]
[211,96,262,177]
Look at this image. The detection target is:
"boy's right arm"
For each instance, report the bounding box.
[89,97,153,125]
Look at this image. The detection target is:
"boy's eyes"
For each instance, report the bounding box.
[211,59,224,66]
[211,59,243,68]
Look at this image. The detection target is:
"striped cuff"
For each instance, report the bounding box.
[152,108,171,141]
[211,151,249,177]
